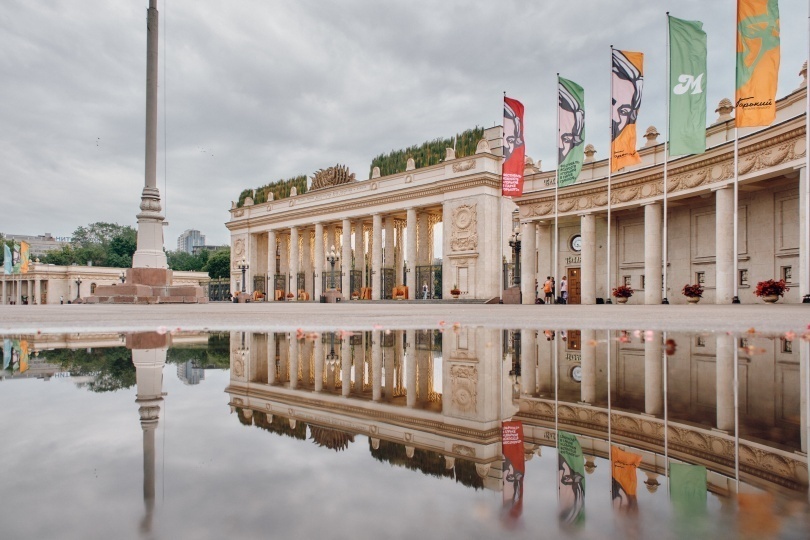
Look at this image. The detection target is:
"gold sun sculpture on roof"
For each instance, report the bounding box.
[310,164,356,191]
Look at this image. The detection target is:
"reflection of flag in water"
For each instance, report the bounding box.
[736,0,780,127]
[670,463,708,537]
[558,431,586,525]
[501,421,525,524]
[611,445,642,513]
[502,96,526,197]
[19,340,29,373]
[2,339,11,369]
[611,49,644,172]
[737,492,780,536]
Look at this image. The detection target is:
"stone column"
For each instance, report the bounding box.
[289,336,299,389]
[267,230,277,291]
[406,208,417,299]
[34,279,41,305]
[580,329,596,403]
[372,331,382,401]
[537,222,552,293]
[1,279,6,305]
[384,216,394,268]
[355,220,366,294]
[314,223,324,301]
[384,342,395,400]
[520,221,537,304]
[314,336,324,392]
[800,166,808,299]
[278,335,288,382]
[581,213,597,304]
[341,336,351,397]
[537,334,553,393]
[520,329,537,395]
[289,227,299,301]
[644,202,663,304]
[800,339,808,454]
[342,219,351,299]
[716,333,734,431]
[715,186,734,304]
[372,214,383,300]
[644,331,663,416]
[267,333,276,384]
[406,330,416,407]
[417,212,430,265]
[354,333,365,393]
[302,229,312,297]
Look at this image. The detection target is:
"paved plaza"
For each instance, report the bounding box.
[1,301,809,335]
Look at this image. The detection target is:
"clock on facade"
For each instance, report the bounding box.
[571,365,582,383]
[570,234,582,252]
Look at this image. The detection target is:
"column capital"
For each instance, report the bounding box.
[711,184,733,192]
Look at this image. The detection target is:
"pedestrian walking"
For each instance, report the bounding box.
[60,295,64,305]
[543,277,553,304]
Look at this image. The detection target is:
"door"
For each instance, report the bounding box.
[567,267,581,304]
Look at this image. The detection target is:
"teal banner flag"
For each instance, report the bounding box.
[558,77,585,187]
[3,244,11,275]
[669,16,707,156]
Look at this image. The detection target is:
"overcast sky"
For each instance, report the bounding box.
[1,0,807,247]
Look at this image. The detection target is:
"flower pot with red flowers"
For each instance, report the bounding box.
[450,285,461,299]
[611,285,633,304]
[754,279,788,303]
[682,283,703,304]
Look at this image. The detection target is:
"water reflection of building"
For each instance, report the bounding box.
[176,361,205,385]
[513,329,809,495]
[227,328,808,499]
[226,328,518,490]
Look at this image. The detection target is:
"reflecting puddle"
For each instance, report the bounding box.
[1,328,808,539]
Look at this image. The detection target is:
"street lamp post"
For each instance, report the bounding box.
[237,258,249,294]
[508,228,522,287]
[75,275,83,301]
[326,245,339,290]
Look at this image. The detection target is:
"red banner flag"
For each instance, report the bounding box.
[502,97,526,196]
[501,420,525,523]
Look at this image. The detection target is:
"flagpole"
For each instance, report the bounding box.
[805,1,810,303]
[734,335,740,492]
[607,330,613,494]
[502,91,506,299]
[555,73,560,301]
[554,331,559,506]
[662,13,671,304]
[733,127,740,303]
[663,331,669,495]
[606,47,614,304]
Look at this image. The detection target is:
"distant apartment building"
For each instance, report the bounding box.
[176,361,205,385]
[177,229,205,253]
[2,233,71,258]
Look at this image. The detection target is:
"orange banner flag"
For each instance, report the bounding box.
[611,50,644,172]
[736,0,780,127]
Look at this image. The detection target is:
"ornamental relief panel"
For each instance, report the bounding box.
[232,237,246,268]
[517,129,804,216]
[452,159,476,173]
[450,204,478,252]
[449,364,478,416]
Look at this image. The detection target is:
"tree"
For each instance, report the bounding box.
[40,222,136,268]
[203,249,231,279]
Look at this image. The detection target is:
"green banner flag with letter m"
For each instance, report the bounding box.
[669,16,707,156]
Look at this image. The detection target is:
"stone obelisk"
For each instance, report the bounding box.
[132,0,168,273]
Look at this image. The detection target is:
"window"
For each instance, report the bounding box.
[696,271,705,285]
[781,266,792,282]
[640,275,646,289]
[739,269,748,287]
[90,283,97,294]
[623,275,631,286]
[781,338,793,353]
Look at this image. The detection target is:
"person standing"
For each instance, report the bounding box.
[59,295,64,305]
[560,276,568,304]
[543,277,553,304]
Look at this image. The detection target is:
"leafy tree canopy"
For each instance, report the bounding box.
[203,248,231,279]
[40,222,137,268]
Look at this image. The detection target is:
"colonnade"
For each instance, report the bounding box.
[0,277,44,305]
[518,186,747,305]
[244,208,440,301]
[240,331,439,408]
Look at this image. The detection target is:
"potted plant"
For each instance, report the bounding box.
[682,283,704,304]
[450,284,461,299]
[754,279,788,303]
[286,291,294,300]
[351,290,360,300]
[611,285,634,304]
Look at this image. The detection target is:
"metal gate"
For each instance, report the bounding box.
[273,274,286,297]
[297,272,306,293]
[208,278,231,301]
[350,270,363,298]
[253,275,266,295]
[502,262,516,289]
[415,265,442,299]
[322,271,340,291]
[381,268,395,299]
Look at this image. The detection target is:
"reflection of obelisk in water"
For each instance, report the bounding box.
[128,332,169,536]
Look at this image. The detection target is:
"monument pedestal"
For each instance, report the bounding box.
[87,268,208,304]
[502,286,522,304]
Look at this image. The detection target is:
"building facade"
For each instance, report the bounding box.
[227,71,810,305]
[177,229,206,253]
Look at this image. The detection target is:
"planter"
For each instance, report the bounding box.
[686,296,700,304]
[761,295,779,304]
[616,297,628,304]
[451,293,460,299]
